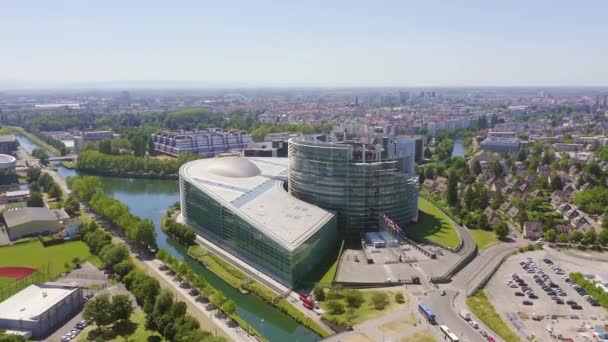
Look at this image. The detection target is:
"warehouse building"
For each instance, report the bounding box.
[2,207,71,241]
[180,157,337,287]
[0,284,84,338]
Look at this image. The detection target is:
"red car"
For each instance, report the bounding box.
[486,336,496,342]
[299,293,309,301]
[303,301,314,310]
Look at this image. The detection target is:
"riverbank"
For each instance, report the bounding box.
[9,126,60,155]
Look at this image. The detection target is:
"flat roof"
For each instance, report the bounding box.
[180,157,334,250]
[0,284,78,321]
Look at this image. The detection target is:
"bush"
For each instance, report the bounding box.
[395,292,405,304]
[313,285,326,301]
[326,285,344,300]
[326,300,345,315]
[371,292,389,310]
[344,289,364,308]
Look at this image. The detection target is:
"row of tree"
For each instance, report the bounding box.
[68,176,157,250]
[163,219,196,245]
[76,150,198,178]
[78,220,222,341]
[569,272,608,310]
[34,132,68,155]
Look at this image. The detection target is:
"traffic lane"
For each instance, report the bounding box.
[426,291,486,342]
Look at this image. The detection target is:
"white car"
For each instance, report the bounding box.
[60,336,71,342]
[469,320,479,329]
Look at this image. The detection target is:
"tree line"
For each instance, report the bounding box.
[68,175,157,250]
[78,220,224,341]
[76,150,198,178]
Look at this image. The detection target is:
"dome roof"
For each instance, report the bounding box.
[206,157,262,178]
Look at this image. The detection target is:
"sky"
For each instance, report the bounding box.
[1,0,607,88]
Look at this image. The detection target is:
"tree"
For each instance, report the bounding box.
[550,175,563,191]
[344,289,365,308]
[210,292,227,308]
[582,230,597,245]
[424,166,435,180]
[326,300,345,315]
[113,259,135,278]
[494,222,509,241]
[543,229,557,243]
[517,209,528,227]
[38,173,54,190]
[27,191,44,207]
[472,160,482,176]
[598,229,608,245]
[64,196,80,216]
[47,183,63,199]
[32,148,49,165]
[394,292,405,303]
[569,230,583,243]
[26,167,41,182]
[557,233,569,243]
[72,257,81,268]
[100,244,129,271]
[603,215,608,230]
[111,295,134,322]
[423,147,432,159]
[446,170,459,207]
[84,294,114,327]
[313,285,325,301]
[371,292,389,310]
[490,160,503,178]
[220,299,237,316]
[464,186,474,211]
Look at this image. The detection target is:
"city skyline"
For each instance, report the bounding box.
[2,0,608,88]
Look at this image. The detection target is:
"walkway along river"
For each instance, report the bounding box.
[15,134,320,341]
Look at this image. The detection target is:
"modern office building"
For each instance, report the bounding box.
[180,157,337,287]
[0,135,17,156]
[481,136,522,153]
[153,129,253,157]
[288,135,419,241]
[0,284,84,338]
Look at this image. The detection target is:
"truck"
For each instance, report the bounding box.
[459,310,472,321]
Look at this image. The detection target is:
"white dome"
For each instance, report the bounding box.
[206,157,262,178]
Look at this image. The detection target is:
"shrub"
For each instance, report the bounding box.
[371,292,389,310]
[326,300,345,315]
[326,285,345,300]
[395,292,405,303]
[344,289,364,308]
[313,285,326,301]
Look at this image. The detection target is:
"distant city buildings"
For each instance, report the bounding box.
[152,129,253,157]
[481,136,522,153]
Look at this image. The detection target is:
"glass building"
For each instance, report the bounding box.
[180,157,337,287]
[288,136,418,241]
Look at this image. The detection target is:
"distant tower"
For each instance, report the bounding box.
[355,96,359,106]
[604,95,607,108]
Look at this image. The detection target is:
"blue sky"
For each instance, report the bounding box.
[1,0,607,87]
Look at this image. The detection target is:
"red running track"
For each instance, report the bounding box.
[0,267,37,280]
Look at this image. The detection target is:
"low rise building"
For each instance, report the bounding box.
[0,284,84,338]
[152,129,253,157]
[2,207,70,241]
[0,135,17,156]
[481,137,521,153]
[523,221,543,240]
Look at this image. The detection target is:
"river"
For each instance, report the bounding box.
[452,138,465,157]
[44,155,319,341]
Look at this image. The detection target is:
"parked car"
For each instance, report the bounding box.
[515,292,525,296]
[522,300,533,305]
[469,321,479,329]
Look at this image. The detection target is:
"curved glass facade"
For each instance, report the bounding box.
[288,137,418,241]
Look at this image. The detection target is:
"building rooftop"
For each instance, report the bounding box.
[0,284,79,321]
[0,135,15,142]
[180,157,335,250]
[3,207,69,228]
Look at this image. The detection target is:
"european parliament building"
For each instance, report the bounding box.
[179,134,418,287]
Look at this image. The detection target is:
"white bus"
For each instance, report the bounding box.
[439,325,460,342]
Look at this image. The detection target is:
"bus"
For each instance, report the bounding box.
[418,303,436,324]
[439,325,460,342]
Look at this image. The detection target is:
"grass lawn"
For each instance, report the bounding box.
[400,330,436,342]
[0,240,102,300]
[407,198,460,249]
[61,161,76,169]
[4,201,26,209]
[468,228,500,250]
[321,290,406,325]
[466,291,522,342]
[78,310,164,341]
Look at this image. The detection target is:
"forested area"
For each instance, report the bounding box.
[76,150,198,177]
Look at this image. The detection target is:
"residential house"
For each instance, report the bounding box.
[523,221,543,240]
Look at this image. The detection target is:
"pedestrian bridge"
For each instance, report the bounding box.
[48,155,77,161]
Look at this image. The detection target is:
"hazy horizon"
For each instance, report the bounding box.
[2,0,608,88]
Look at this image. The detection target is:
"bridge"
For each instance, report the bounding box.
[49,155,77,161]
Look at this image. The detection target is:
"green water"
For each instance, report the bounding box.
[55,166,320,342]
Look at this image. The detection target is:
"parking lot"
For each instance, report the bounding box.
[485,250,608,341]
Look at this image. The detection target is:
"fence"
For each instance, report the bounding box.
[0,270,49,302]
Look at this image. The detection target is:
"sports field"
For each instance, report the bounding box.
[0,240,101,299]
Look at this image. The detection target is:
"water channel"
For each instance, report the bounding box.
[452,137,466,157]
[15,134,320,342]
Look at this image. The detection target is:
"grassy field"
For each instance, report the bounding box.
[78,310,164,341]
[407,198,460,249]
[400,330,436,342]
[466,291,522,342]
[469,228,500,250]
[61,161,76,169]
[320,290,406,325]
[0,240,102,300]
